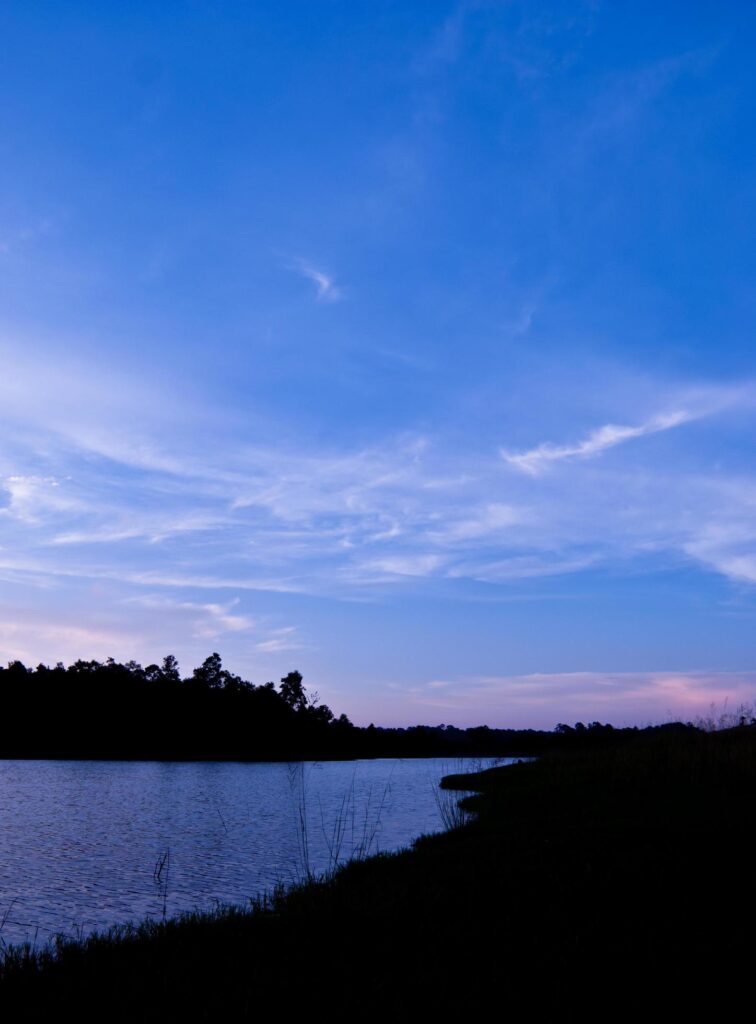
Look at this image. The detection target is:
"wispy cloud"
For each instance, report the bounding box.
[1,475,82,523]
[254,627,301,654]
[397,670,756,729]
[503,301,537,338]
[0,590,300,674]
[355,553,447,580]
[1,338,756,610]
[501,409,696,475]
[127,595,255,638]
[291,259,343,302]
[429,503,521,544]
[447,554,599,582]
[0,618,136,665]
[572,48,719,159]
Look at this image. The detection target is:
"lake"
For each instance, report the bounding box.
[0,757,509,948]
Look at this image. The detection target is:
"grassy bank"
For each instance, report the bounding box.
[2,727,755,1018]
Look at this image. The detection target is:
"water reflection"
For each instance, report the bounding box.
[0,757,506,947]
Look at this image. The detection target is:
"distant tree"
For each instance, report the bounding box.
[193,653,225,690]
[162,655,181,684]
[223,670,244,695]
[144,663,162,683]
[308,700,334,725]
[279,671,308,712]
[71,659,102,675]
[301,686,334,723]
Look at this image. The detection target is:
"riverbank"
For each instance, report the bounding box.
[2,726,754,1018]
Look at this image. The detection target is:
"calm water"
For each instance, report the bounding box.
[0,757,507,948]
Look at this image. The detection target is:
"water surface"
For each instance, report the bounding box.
[0,757,506,947]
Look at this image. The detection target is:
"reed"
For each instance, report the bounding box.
[153,849,171,921]
[288,761,394,884]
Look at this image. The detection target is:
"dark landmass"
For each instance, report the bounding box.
[2,723,755,1018]
[0,652,691,760]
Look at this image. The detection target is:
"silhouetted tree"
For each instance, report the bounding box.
[279,670,307,711]
[162,655,181,684]
[192,652,225,690]
[0,653,686,760]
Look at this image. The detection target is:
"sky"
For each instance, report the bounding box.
[2,1,756,728]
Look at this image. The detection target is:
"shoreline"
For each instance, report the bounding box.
[2,727,755,1017]
[0,755,499,951]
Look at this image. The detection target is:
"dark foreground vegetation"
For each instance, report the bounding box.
[0,653,678,759]
[2,724,755,1019]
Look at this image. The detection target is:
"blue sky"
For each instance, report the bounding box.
[2,1,756,727]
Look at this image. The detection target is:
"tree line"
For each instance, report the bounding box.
[0,653,700,760]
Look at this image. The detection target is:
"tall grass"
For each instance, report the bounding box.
[693,699,756,732]
[287,761,394,883]
[287,762,313,881]
[433,785,469,831]
[7,734,756,1018]
[153,849,171,921]
[432,757,500,831]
